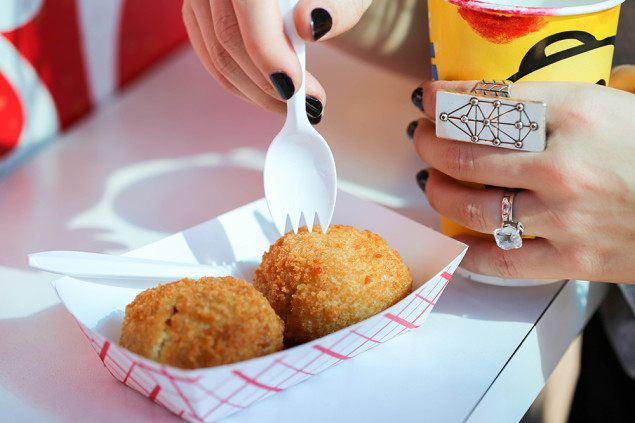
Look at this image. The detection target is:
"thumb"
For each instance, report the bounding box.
[295,0,373,41]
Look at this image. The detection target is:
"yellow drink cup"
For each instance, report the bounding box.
[428,0,623,284]
[428,0,623,238]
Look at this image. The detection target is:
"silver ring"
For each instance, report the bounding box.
[472,79,512,98]
[436,89,547,152]
[493,189,524,250]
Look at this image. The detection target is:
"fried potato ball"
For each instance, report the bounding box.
[254,225,412,346]
[119,276,284,369]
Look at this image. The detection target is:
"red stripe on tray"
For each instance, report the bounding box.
[415,293,435,305]
[148,385,161,401]
[233,371,283,392]
[275,358,316,375]
[99,341,110,362]
[442,271,452,280]
[385,313,419,329]
[123,363,137,384]
[351,329,382,344]
[313,345,351,360]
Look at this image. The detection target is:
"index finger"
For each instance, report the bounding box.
[418,79,601,131]
[413,79,591,188]
[233,0,304,99]
[233,0,320,100]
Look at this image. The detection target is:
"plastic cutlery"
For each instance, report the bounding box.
[263,0,337,236]
[27,251,231,282]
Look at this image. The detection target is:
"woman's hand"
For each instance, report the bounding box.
[410,79,635,284]
[182,0,372,122]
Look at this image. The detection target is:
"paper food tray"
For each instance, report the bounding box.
[53,191,467,422]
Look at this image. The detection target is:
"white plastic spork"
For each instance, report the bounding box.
[263,0,337,236]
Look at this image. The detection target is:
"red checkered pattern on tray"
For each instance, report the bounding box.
[77,265,456,422]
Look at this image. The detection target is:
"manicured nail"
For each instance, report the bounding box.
[407,120,418,141]
[306,96,323,125]
[411,87,423,110]
[416,169,429,193]
[270,72,295,100]
[311,8,332,41]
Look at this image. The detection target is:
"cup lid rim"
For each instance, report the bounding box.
[445,0,625,16]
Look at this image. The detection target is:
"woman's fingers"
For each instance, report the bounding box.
[412,117,538,189]
[456,232,634,284]
[182,1,245,100]
[184,0,379,119]
[414,79,635,283]
[454,236,565,280]
[183,0,328,117]
[416,79,578,129]
[235,0,366,101]
[293,0,373,41]
[416,80,476,119]
[217,0,328,114]
[411,80,617,189]
[234,0,370,99]
[423,168,553,237]
[232,0,304,100]
[412,80,538,188]
[212,0,282,100]
[186,0,285,113]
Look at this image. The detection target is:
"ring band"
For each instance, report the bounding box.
[472,79,512,98]
[494,189,524,250]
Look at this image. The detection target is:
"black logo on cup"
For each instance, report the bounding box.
[507,30,616,82]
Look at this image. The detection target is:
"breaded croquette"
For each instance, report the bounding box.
[120,276,284,369]
[254,225,412,346]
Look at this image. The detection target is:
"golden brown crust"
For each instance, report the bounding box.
[254,225,412,346]
[119,276,284,369]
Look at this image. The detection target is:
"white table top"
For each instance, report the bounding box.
[0,44,607,423]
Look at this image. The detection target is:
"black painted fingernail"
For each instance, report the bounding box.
[411,87,424,110]
[270,72,295,100]
[311,8,332,41]
[407,120,418,141]
[306,96,323,125]
[416,169,429,193]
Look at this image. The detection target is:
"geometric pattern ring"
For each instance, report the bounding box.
[436,90,548,152]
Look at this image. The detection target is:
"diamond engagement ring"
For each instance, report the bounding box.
[494,189,524,250]
[436,79,547,152]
